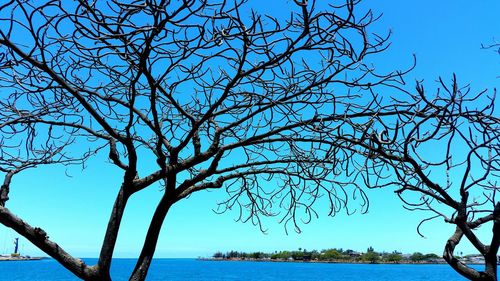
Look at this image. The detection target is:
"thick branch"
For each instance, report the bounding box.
[0,171,14,206]
[0,206,97,280]
[443,227,483,280]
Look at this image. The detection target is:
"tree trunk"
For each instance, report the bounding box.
[443,227,486,280]
[129,195,173,281]
[483,257,497,281]
[96,186,131,279]
[444,224,498,281]
[483,203,500,281]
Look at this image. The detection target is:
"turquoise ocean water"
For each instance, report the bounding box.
[0,258,475,280]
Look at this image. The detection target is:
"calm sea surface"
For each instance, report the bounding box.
[0,258,475,280]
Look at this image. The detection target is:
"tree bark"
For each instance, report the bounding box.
[443,227,486,280]
[0,206,99,280]
[96,186,131,279]
[444,223,499,281]
[0,172,15,207]
[129,194,174,281]
[484,202,500,281]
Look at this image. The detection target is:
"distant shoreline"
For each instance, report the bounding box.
[198,257,485,265]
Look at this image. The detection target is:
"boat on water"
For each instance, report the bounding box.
[0,238,44,261]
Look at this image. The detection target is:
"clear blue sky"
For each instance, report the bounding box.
[1,0,499,258]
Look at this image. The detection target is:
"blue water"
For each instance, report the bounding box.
[0,258,475,280]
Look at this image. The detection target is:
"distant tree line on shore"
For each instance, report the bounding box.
[211,247,442,263]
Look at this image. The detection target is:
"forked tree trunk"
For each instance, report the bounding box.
[483,258,497,281]
[129,195,174,281]
[483,205,500,281]
[444,223,498,281]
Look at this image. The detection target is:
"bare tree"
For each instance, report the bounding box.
[337,77,499,280]
[0,0,412,280]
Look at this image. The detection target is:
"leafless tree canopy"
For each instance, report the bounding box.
[0,0,499,280]
[336,77,499,280]
[0,0,414,280]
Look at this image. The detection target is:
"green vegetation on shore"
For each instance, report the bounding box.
[210,247,444,264]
